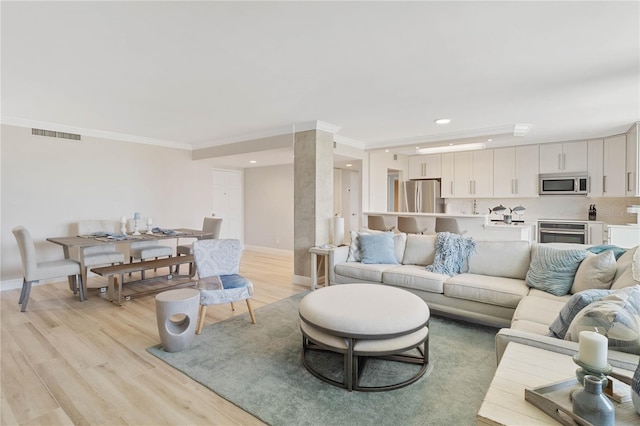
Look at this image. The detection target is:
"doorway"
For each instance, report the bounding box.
[212,169,243,241]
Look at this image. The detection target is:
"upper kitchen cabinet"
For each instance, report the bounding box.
[493,145,539,198]
[441,153,455,198]
[602,135,627,197]
[408,154,441,180]
[627,122,639,196]
[453,150,494,197]
[587,139,604,197]
[539,141,588,174]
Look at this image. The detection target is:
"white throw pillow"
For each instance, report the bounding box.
[570,250,617,294]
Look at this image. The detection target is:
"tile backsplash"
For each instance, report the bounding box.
[445,196,640,225]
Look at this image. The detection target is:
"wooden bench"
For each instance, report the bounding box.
[92,255,195,305]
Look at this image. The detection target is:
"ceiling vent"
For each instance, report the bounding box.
[32,128,81,141]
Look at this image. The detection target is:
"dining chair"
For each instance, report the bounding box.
[77,220,125,293]
[175,217,222,275]
[12,226,84,312]
[192,239,256,334]
[129,241,173,280]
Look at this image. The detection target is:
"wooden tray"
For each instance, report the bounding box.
[524,372,638,426]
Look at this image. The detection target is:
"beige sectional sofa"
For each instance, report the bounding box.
[328,233,640,369]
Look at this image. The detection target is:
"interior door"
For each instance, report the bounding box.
[347,171,361,239]
[212,169,243,241]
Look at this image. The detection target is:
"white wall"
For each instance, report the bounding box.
[243,164,294,251]
[1,125,215,288]
[368,151,408,212]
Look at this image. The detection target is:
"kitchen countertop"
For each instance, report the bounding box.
[365,211,489,219]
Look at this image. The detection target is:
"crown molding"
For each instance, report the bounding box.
[334,134,366,149]
[192,120,343,149]
[1,116,191,150]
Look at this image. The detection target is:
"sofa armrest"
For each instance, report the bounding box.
[329,246,349,283]
[495,328,639,371]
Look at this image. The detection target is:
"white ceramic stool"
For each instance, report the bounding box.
[155,288,200,352]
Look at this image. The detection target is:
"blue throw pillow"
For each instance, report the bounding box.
[360,232,398,264]
[548,289,613,339]
[526,245,588,296]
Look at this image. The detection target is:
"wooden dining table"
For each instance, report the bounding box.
[47,228,213,300]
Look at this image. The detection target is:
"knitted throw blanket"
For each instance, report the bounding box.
[425,232,477,276]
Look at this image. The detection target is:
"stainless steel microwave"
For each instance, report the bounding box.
[539,173,588,195]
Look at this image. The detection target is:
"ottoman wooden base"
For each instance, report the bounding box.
[301,321,429,391]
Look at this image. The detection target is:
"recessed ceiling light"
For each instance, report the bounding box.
[385,149,389,153]
[346,164,352,167]
[435,118,451,125]
[487,139,493,142]
[249,160,257,164]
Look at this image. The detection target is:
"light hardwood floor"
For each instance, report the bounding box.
[1,249,306,425]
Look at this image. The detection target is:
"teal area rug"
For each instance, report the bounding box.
[147,292,498,425]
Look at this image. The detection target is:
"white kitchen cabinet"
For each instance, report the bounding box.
[539,141,588,174]
[587,222,605,245]
[493,145,539,197]
[453,150,493,197]
[408,154,441,180]
[441,153,455,198]
[587,139,604,196]
[602,135,626,197]
[627,122,639,196]
[607,225,640,249]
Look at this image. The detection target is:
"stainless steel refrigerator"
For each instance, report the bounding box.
[400,180,444,213]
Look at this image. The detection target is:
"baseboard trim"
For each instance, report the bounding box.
[243,245,293,257]
[292,274,312,287]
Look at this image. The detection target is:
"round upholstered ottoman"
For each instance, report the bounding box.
[299,283,430,391]
[155,288,200,352]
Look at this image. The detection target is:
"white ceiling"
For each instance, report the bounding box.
[2,1,639,169]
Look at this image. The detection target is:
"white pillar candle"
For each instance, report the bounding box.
[578,331,608,368]
[147,218,153,226]
[120,216,127,224]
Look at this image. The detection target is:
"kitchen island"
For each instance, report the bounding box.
[364,212,535,241]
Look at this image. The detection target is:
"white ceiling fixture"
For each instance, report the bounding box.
[513,124,533,137]
[417,142,486,155]
[434,118,451,125]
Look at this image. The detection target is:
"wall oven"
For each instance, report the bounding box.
[538,221,588,244]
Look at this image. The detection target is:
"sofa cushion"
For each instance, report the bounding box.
[382,265,447,294]
[468,240,531,279]
[525,244,588,296]
[401,234,437,266]
[334,262,395,283]
[444,274,528,308]
[548,289,613,339]
[526,288,574,302]
[512,294,567,328]
[565,285,640,355]
[360,233,398,264]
